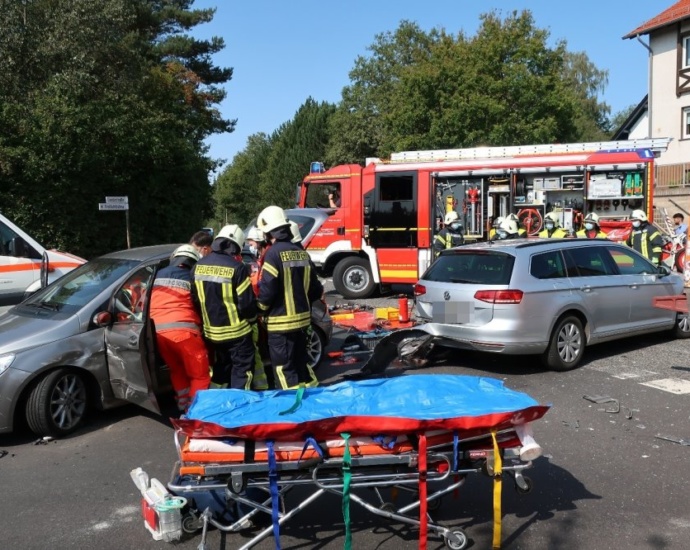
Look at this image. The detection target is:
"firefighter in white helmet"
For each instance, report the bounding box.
[576,212,607,239]
[506,213,528,238]
[191,224,263,390]
[488,216,505,240]
[434,211,464,256]
[246,226,267,260]
[257,206,323,389]
[626,209,663,264]
[149,245,210,412]
[538,212,568,238]
[496,218,521,240]
[289,220,304,247]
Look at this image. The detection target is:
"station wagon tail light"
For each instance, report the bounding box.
[474,290,523,304]
[414,283,426,296]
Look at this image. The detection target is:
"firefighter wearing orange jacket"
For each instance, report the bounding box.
[149,245,211,412]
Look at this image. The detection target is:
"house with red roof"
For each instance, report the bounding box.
[623,0,690,205]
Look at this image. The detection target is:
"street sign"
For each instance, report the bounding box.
[105,196,128,205]
[99,203,129,211]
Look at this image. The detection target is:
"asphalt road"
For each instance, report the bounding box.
[1,286,690,549]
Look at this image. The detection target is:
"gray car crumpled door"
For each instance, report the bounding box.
[105,265,160,414]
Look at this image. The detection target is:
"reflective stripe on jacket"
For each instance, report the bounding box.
[149,265,202,333]
[258,237,323,333]
[626,224,663,264]
[192,251,256,342]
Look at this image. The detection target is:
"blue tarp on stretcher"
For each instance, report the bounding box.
[173,375,549,441]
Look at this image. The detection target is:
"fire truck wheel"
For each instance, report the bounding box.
[333,257,375,299]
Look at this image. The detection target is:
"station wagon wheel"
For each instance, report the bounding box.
[542,315,585,371]
[26,368,88,437]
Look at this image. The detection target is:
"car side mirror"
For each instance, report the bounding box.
[8,236,28,258]
[93,311,113,327]
[657,264,672,278]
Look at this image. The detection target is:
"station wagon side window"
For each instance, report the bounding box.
[562,246,616,277]
[607,247,657,275]
[530,251,566,279]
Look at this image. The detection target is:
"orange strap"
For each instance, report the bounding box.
[418,433,428,549]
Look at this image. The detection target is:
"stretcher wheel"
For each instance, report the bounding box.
[515,475,533,494]
[427,496,442,511]
[379,502,396,513]
[445,529,468,550]
[181,512,201,534]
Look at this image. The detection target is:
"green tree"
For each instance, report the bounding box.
[326,11,612,165]
[0,0,234,258]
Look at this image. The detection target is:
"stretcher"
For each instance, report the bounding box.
[135,375,550,550]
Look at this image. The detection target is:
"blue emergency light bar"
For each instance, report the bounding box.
[310,161,325,174]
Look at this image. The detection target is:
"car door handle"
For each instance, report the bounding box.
[129,335,139,346]
[580,285,592,292]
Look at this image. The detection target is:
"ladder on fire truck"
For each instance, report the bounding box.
[388,138,672,163]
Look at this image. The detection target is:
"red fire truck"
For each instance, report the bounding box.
[297,138,671,298]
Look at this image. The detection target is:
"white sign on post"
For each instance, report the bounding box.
[99,203,129,211]
[105,196,129,205]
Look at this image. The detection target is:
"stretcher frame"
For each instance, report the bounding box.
[167,427,535,550]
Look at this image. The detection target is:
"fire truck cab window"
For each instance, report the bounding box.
[305,183,340,209]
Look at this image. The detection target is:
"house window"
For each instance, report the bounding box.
[683,107,690,139]
[685,36,690,68]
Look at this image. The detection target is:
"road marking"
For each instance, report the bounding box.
[641,378,690,394]
[611,370,658,380]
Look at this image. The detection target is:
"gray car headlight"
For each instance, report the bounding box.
[0,354,16,376]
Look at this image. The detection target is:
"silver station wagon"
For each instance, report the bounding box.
[412,239,690,371]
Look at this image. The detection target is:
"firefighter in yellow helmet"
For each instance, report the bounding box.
[434,211,464,256]
[257,206,324,389]
[626,209,664,265]
[538,212,568,238]
[192,224,259,390]
[576,212,607,239]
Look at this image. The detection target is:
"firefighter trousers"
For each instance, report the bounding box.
[268,328,318,389]
[156,330,211,411]
[212,333,256,390]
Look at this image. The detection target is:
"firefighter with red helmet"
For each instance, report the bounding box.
[626,209,664,265]
[192,225,259,390]
[149,245,210,412]
[576,213,607,239]
[257,206,323,389]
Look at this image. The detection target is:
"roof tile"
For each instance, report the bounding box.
[624,0,690,38]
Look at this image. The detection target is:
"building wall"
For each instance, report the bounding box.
[650,24,690,165]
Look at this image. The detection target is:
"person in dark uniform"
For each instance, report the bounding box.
[257,206,323,389]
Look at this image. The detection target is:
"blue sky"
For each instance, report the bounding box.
[190,0,665,173]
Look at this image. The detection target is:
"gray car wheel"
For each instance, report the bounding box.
[26,368,88,437]
[542,315,585,371]
[673,313,690,339]
[307,325,326,368]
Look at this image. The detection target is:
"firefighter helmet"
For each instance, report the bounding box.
[631,209,648,222]
[444,211,459,225]
[544,211,561,225]
[289,220,302,243]
[257,205,289,234]
[171,244,200,263]
[506,213,519,223]
[216,224,245,248]
[492,216,505,229]
[584,212,600,225]
[246,227,265,243]
[499,219,519,235]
